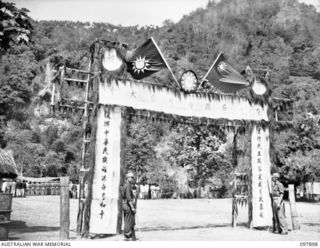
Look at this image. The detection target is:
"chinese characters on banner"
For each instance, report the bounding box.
[99,80,268,122]
[99,107,110,220]
[251,125,272,227]
[257,126,264,218]
[89,106,122,234]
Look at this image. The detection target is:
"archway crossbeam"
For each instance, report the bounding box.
[99,79,268,122]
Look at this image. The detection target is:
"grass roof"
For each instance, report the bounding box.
[0,149,18,179]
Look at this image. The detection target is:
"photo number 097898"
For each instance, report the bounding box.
[300,242,318,247]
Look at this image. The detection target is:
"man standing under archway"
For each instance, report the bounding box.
[122,171,137,241]
[271,173,288,235]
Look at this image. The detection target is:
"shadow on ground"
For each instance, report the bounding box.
[6,221,59,234]
[302,222,320,227]
[138,222,248,232]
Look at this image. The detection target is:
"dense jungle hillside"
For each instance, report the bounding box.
[0,0,319,196]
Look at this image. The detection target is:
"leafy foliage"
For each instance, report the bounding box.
[125,120,164,181]
[1,0,320,188]
[163,124,233,194]
[0,1,33,52]
[0,44,38,116]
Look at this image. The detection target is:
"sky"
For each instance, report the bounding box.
[12,0,320,27]
[12,0,209,27]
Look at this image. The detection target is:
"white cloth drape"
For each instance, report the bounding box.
[251,125,272,227]
[99,80,268,121]
[89,106,122,234]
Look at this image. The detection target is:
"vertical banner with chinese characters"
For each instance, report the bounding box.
[251,125,272,227]
[89,106,122,234]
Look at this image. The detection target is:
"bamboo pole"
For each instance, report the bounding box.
[117,108,127,234]
[232,173,237,227]
[232,126,239,228]
[233,127,238,168]
[288,184,300,230]
[77,61,92,234]
[51,80,55,106]
[46,62,55,112]
[232,199,237,227]
[60,177,70,240]
[248,125,253,228]
[81,42,100,237]
[56,65,65,110]
[151,37,180,88]
[81,96,98,237]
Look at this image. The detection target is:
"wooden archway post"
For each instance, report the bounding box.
[248,124,253,228]
[117,108,128,234]
[81,41,100,237]
[60,176,70,240]
[288,184,300,230]
[77,40,129,237]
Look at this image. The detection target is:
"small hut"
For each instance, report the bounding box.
[0,149,18,181]
[0,149,18,226]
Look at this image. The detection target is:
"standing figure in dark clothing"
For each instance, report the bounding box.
[122,171,137,241]
[16,180,22,197]
[271,173,288,235]
[21,180,27,197]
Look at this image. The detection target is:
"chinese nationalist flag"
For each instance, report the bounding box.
[126,37,168,80]
[203,52,249,93]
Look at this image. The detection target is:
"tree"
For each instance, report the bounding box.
[125,120,163,181]
[274,76,320,182]
[0,45,36,117]
[0,1,33,53]
[164,124,233,196]
[0,2,34,120]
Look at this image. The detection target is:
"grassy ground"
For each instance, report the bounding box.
[5,196,320,241]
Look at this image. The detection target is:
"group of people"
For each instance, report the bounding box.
[121,171,289,241]
[0,179,62,196]
[138,183,160,199]
[28,182,60,195]
[1,179,27,197]
[69,182,80,199]
[1,179,84,199]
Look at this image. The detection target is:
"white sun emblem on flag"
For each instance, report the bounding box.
[132,56,150,74]
[217,61,228,74]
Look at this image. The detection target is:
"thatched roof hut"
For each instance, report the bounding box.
[0,149,18,179]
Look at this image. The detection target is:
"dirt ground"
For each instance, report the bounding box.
[4,196,320,241]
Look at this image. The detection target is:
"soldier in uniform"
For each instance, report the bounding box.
[41,183,46,195]
[36,183,41,195]
[271,173,288,235]
[55,183,60,195]
[50,182,55,195]
[122,171,137,241]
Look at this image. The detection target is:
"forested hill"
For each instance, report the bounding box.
[14,0,320,95]
[0,0,319,188]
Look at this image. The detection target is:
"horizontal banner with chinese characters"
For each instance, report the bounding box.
[99,80,268,121]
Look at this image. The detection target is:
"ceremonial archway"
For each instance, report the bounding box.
[51,40,275,237]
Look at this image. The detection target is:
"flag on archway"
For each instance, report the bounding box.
[126,38,168,80]
[203,52,249,93]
